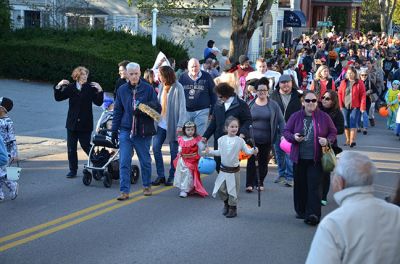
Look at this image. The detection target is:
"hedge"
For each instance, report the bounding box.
[0,28,189,91]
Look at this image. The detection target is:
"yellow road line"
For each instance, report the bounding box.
[0,187,159,244]
[0,186,173,252]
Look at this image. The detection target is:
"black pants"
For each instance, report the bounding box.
[246,142,271,187]
[67,129,92,172]
[293,159,323,219]
[321,171,330,201]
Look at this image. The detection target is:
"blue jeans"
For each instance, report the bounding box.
[357,111,369,129]
[153,127,179,181]
[273,137,293,180]
[119,130,152,193]
[341,108,360,129]
[187,108,209,136]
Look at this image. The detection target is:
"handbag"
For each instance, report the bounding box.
[6,160,21,181]
[321,144,336,173]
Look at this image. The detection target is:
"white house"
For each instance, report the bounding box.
[8,0,304,60]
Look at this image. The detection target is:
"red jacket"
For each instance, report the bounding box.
[338,79,367,111]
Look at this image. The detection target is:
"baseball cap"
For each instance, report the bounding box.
[239,55,250,65]
[279,74,292,83]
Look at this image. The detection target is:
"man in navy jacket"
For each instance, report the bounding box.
[112,62,161,200]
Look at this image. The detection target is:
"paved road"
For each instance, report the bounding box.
[0,79,399,264]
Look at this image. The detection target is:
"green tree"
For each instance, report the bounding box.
[360,0,381,32]
[129,0,274,60]
[0,0,11,34]
[393,2,400,25]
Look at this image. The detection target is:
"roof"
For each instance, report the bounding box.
[63,7,109,16]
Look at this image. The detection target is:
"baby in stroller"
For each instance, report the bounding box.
[82,95,140,187]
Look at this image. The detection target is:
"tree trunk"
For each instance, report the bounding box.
[229,29,251,62]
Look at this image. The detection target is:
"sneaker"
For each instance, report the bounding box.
[10,182,18,200]
[179,191,187,198]
[66,171,77,178]
[274,176,285,184]
[285,179,294,187]
[116,192,129,201]
[321,200,328,206]
[143,187,152,196]
[304,214,319,226]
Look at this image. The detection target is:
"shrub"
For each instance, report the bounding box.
[0,28,189,91]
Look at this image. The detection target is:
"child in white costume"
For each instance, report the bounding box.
[206,117,257,218]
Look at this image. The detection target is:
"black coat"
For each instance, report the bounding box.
[270,89,302,122]
[203,96,252,145]
[54,82,103,131]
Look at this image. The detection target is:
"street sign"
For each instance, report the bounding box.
[317,21,333,27]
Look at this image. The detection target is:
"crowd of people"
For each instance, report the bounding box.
[0,28,399,263]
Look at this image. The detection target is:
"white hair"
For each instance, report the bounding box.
[126,62,140,71]
[334,151,376,187]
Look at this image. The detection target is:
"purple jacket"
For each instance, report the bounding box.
[283,108,337,163]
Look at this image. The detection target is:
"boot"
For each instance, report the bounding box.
[222,200,229,216]
[369,118,375,127]
[226,206,237,218]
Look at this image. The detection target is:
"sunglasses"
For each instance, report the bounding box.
[322,96,331,101]
[304,99,317,103]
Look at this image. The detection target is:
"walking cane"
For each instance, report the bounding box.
[249,125,261,207]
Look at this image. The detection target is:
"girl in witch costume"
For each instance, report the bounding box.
[173,121,208,198]
[205,117,258,218]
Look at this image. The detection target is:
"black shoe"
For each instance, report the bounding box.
[66,171,77,178]
[151,177,166,186]
[304,215,319,226]
[226,206,237,218]
[369,118,375,127]
[164,178,174,186]
[350,142,356,148]
[222,200,229,216]
[363,130,367,135]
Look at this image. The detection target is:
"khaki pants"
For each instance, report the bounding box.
[217,172,240,206]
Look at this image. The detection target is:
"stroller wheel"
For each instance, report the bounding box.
[93,170,103,181]
[131,165,140,184]
[103,171,112,188]
[82,170,92,186]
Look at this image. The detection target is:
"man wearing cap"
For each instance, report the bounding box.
[236,55,254,79]
[270,75,302,187]
[179,58,217,136]
[283,59,299,87]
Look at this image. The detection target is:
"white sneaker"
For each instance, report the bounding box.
[179,191,187,198]
[10,182,18,200]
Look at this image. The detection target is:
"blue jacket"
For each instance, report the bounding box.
[112,80,161,137]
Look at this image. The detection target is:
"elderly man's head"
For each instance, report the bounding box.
[126,62,141,85]
[332,151,376,193]
[188,58,200,77]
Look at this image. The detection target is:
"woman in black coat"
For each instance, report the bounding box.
[203,83,252,172]
[320,90,344,205]
[54,66,104,178]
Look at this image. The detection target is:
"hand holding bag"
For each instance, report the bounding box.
[321,144,336,173]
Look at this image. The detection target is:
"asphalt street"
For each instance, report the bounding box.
[0,79,399,264]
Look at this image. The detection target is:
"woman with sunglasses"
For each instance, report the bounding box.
[283,91,337,225]
[245,77,285,192]
[337,67,366,147]
[320,90,344,205]
[359,68,378,134]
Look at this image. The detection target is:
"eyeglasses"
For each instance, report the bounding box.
[304,99,317,103]
[322,96,331,101]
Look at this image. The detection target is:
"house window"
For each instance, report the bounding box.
[194,15,211,28]
[278,0,291,8]
[93,17,105,29]
[67,16,90,29]
[24,10,41,28]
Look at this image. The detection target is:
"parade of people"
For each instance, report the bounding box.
[1,1,400,263]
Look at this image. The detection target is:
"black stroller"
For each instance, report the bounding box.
[82,110,140,187]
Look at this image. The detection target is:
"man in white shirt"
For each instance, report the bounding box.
[246,58,281,91]
[306,151,400,264]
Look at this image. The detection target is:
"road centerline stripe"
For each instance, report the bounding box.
[0,186,173,252]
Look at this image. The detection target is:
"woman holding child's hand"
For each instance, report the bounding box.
[54,66,104,178]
